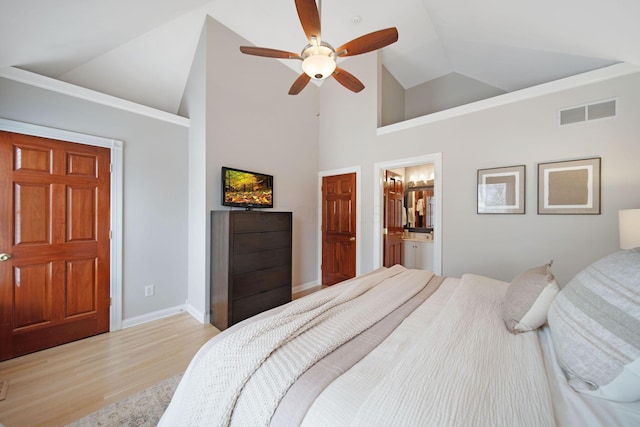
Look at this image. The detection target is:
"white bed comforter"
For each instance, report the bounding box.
[302,273,555,427]
[160,265,434,426]
[161,270,555,427]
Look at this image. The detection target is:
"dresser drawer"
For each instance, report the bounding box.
[233,212,291,233]
[231,285,292,325]
[232,265,291,299]
[233,230,290,253]
[232,247,290,274]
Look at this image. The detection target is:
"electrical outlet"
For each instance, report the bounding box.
[145,285,154,297]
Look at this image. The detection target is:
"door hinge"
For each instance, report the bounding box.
[110,297,112,306]
[109,163,113,173]
[109,230,113,239]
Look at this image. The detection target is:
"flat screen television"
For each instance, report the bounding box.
[222,166,273,209]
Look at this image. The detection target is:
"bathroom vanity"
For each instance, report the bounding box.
[402,235,434,271]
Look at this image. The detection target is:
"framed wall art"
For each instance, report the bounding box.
[477,165,525,214]
[537,157,601,214]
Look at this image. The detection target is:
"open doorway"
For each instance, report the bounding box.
[373,153,442,274]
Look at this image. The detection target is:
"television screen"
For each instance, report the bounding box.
[222,166,273,209]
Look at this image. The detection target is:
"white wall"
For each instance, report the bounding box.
[0,77,190,321]
[319,54,640,286]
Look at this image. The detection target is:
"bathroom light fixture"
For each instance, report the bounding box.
[619,209,640,249]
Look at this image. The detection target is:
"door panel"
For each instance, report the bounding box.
[322,173,356,286]
[14,263,52,329]
[67,186,97,241]
[15,183,50,244]
[384,170,404,267]
[0,131,111,361]
[66,258,97,317]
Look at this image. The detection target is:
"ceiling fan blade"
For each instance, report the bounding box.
[336,27,399,57]
[295,0,321,43]
[240,46,301,59]
[332,67,365,93]
[289,73,312,95]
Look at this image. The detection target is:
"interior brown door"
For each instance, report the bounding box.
[383,170,404,267]
[322,173,356,286]
[0,131,111,361]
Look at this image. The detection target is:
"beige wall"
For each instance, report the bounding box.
[0,77,190,320]
[0,17,320,325]
[182,18,320,320]
[381,65,405,126]
[405,72,506,120]
[320,53,640,285]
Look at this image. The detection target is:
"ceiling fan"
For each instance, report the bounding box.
[239,0,398,95]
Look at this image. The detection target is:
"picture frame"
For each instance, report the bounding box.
[537,157,601,214]
[477,165,525,214]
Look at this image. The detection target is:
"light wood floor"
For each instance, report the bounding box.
[0,313,219,427]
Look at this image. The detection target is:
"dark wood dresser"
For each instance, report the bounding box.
[210,210,292,330]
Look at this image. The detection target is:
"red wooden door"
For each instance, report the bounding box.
[0,131,111,361]
[383,170,404,267]
[321,173,356,286]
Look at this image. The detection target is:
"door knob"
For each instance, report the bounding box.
[349,237,355,241]
[0,253,11,261]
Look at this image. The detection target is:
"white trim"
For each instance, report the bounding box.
[292,279,320,296]
[122,304,187,329]
[377,63,639,136]
[184,302,208,324]
[317,166,362,284]
[0,117,125,331]
[373,154,443,275]
[0,66,190,128]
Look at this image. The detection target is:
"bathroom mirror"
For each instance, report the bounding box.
[404,185,434,232]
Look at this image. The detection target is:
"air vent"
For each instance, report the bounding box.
[588,100,616,120]
[559,106,586,125]
[559,99,617,126]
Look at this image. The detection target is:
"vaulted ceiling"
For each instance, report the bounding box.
[2,0,638,115]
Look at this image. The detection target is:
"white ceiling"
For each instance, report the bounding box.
[2,0,639,114]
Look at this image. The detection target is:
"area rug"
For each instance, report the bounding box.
[66,374,182,427]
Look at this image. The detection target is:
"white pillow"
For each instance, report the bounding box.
[502,261,559,334]
[548,248,640,402]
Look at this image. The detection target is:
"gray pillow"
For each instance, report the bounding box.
[547,248,640,402]
[502,261,559,334]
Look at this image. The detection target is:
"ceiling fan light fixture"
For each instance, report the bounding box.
[238,0,398,94]
[302,54,336,79]
[301,42,336,80]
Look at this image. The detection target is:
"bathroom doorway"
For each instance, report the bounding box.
[373,153,442,274]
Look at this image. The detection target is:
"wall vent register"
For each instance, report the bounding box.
[559,99,617,126]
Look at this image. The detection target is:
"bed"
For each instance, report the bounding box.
[159,250,640,427]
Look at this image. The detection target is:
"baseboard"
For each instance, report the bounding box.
[121,304,187,329]
[292,279,320,295]
[184,302,208,324]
